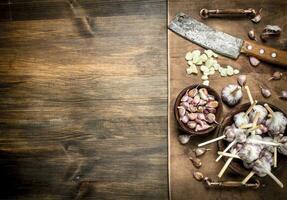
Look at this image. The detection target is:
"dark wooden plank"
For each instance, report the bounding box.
[169,0,287,199]
[0,0,168,199]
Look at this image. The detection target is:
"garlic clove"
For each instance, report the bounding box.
[178,134,191,144]
[193,171,204,181]
[180,115,189,123]
[181,94,189,102]
[195,123,211,132]
[206,113,218,124]
[249,56,260,67]
[192,95,201,105]
[279,90,287,100]
[180,102,190,109]
[187,121,197,129]
[177,106,186,117]
[198,99,207,106]
[189,156,202,168]
[237,75,247,87]
[248,29,256,40]
[188,88,198,97]
[206,100,219,108]
[269,71,283,81]
[188,113,198,121]
[197,113,206,121]
[202,80,209,86]
[197,106,204,113]
[260,85,271,98]
[185,52,193,60]
[193,148,211,157]
[251,8,262,23]
[188,104,197,112]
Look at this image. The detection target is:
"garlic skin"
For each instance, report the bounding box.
[221,84,243,106]
[279,90,287,100]
[237,75,247,87]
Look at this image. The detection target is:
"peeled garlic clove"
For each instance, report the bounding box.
[248,29,256,40]
[178,134,191,144]
[185,52,193,60]
[260,85,271,98]
[269,71,283,81]
[187,121,197,129]
[193,148,211,157]
[237,75,247,86]
[189,156,202,168]
[177,106,186,117]
[206,100,219,108]
[249,56,260,67]
[188,88,198,97]
[202,80,209,86]
[279,90,287,100]
[180,115,189,123]
[193,172,204,181]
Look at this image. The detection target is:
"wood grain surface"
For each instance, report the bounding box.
[168,0,287,200]
[0,0,168,199]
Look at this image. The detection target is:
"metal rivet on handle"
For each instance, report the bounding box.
[259,49,265,54]
[247,45,252,50]
[271,52,277,58]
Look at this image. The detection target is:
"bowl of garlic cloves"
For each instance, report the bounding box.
[174,84,223,135]
[217,101,287,179]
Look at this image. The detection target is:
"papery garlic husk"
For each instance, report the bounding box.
[189,156,202,168]
[279,90,287,100]
[269,71,283,81]
[178,134,191,144]
[193,171,204,181]
[260,85,271,98]
[221,84,243,106]
[193,147,210,157]
[237,75,247,86]
[249,56,260,67]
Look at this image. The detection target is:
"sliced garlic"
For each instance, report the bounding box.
[199,54,208,62]
[204,49,218,58]
[185,52,193,61]
[226,66,234,76]
[187,60,193,66]
[201,75,208,80]
[205,58,216,68]
[233,69,240,74]
[202,80,209,86]
[200,65,208,72]
[213,63,220,70]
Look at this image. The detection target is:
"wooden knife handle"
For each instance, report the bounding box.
[241,40,287,67]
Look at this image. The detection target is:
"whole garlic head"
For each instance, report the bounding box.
[221,84,243,106]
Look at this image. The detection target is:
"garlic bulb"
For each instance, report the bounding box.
[221,84,243,106]
[249,105,268,124]
[266,112,287,135]
[233,112,249,128]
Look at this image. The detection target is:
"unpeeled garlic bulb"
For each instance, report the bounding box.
[221,84,243,106]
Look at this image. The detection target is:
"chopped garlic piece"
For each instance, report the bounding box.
[204,49,218,58]
[200,65,208,72]
[213,63,220,70]
[185,52,193,60]
[187,60,193,66]
[201,75,208,80]
[226,67,234,76]
[199,54,208,62]
[234,69,240,74]
[202,80,210,86]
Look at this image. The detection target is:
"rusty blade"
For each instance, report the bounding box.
[169,12,244,59]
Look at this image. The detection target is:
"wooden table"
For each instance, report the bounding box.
[168,0,287,199]
[0,0,167,199]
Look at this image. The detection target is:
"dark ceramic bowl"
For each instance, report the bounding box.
[217,101,287,176]
[174,84,223,135]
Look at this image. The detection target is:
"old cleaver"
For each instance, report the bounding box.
[169,12,287,67]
